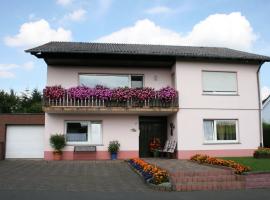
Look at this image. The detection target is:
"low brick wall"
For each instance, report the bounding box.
[244,172,270,189]
[0,114,45,160]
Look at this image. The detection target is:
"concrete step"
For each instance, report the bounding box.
[169,170,234,177]
[171,174,239,183]
[174,181,245,191]
[246,181,270,189]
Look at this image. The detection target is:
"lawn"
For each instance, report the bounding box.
[223,157,270,172]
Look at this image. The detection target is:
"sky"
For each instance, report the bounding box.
[0,0,270,99]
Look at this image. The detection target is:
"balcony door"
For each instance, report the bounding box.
[139,116,167,157]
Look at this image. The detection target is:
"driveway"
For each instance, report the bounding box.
[0,160,151,192]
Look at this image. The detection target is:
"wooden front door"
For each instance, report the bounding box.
[139,116,167,157]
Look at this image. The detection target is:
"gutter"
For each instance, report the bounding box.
[257,62,264,147]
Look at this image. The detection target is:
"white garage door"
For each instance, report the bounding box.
[6,125,44,159]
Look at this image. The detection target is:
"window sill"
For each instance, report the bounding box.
[67,143,104,146]
[203,141,240,145]
[202,92,239,96]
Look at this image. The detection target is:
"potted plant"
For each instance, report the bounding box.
[108,140,120,160]
[50,134,66,160]
[149,137,161,158]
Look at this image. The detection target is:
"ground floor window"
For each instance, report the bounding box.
[203,119,238,143]
[65,121,102,145]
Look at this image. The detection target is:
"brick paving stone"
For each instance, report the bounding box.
[144,158,228,173]
[0,160,151,192]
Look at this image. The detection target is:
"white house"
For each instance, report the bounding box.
[23,42,270,160]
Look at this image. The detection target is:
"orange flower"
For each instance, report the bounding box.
[190,154,250,174]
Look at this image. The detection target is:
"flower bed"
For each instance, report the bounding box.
[43,85,178,103]
[254,147,270,158]
[190,154,251,174]
[128,158,170,187]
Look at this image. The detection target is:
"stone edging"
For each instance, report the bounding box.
[126,161,173,191]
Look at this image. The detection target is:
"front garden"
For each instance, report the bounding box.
[127,158,172,191]
[190,148,270,173]
[222,157,270,172]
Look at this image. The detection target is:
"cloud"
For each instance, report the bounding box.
[56,0,73,6]
[22,61,34,70]
[145,6,172,14]
[262,86,270,100]
[0,61,35,79]
[96,19,183,45]
[63,9,87,22]
[96,12,256,51]
[4,19,72,48]
[0,63,19,71]
[0,71,15,78]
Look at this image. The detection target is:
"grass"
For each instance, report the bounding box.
[222,157,270,172]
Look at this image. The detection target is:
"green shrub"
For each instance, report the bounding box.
[108,140,120,154]
[254,147,270,155]
[50,134,66,152]
[263,123,270,147]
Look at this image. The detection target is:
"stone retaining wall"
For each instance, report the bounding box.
[244,172,270,189]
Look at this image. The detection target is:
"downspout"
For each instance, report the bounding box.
[257,62,264,147]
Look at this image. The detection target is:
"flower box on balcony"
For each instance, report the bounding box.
[43,85,179,110]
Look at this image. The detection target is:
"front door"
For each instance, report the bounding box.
[139,116,167,157]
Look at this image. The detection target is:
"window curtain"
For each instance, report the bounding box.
[216,121,236,140]
[203,120,214,141]
[66,133,87,142]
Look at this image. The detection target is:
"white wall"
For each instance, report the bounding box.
[47,65,172,89]
[177,109,260,150]
[175,61,260,109]
[175,61,261,151]
[45,113,139,152]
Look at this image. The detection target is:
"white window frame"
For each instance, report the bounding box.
[78,73,144,88]
[202,71,238,95]
[203,119,239,144]
[65,121,103,146]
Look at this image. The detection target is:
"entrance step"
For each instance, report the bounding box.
[174,181,245,191]
[170,171,245,191]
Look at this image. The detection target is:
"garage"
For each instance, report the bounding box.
[0,114,45,160]
[5,125,44,159]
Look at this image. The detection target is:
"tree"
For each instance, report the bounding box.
[0,89,20,113]
[0,88,43,113]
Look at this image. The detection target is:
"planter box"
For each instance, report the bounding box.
[126,161,172,191]
[253,153,270,159]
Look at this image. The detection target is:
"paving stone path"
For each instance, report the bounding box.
[144,158,225,173]
[0,160,151,192]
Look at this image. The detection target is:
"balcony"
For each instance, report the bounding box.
[43,86,179,114]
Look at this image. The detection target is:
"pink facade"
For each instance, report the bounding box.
[44,61,261,160]
[174,62,260,156]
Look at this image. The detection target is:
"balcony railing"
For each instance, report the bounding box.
[43,95,179,108]
[43,86,179,113]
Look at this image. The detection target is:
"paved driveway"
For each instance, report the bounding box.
[0,160,151,192]
[1,160,270,200]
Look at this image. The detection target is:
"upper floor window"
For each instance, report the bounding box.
[79,74,143,88]
[202,71,237,95]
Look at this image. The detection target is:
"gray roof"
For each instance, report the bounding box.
[25,41,270,62]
